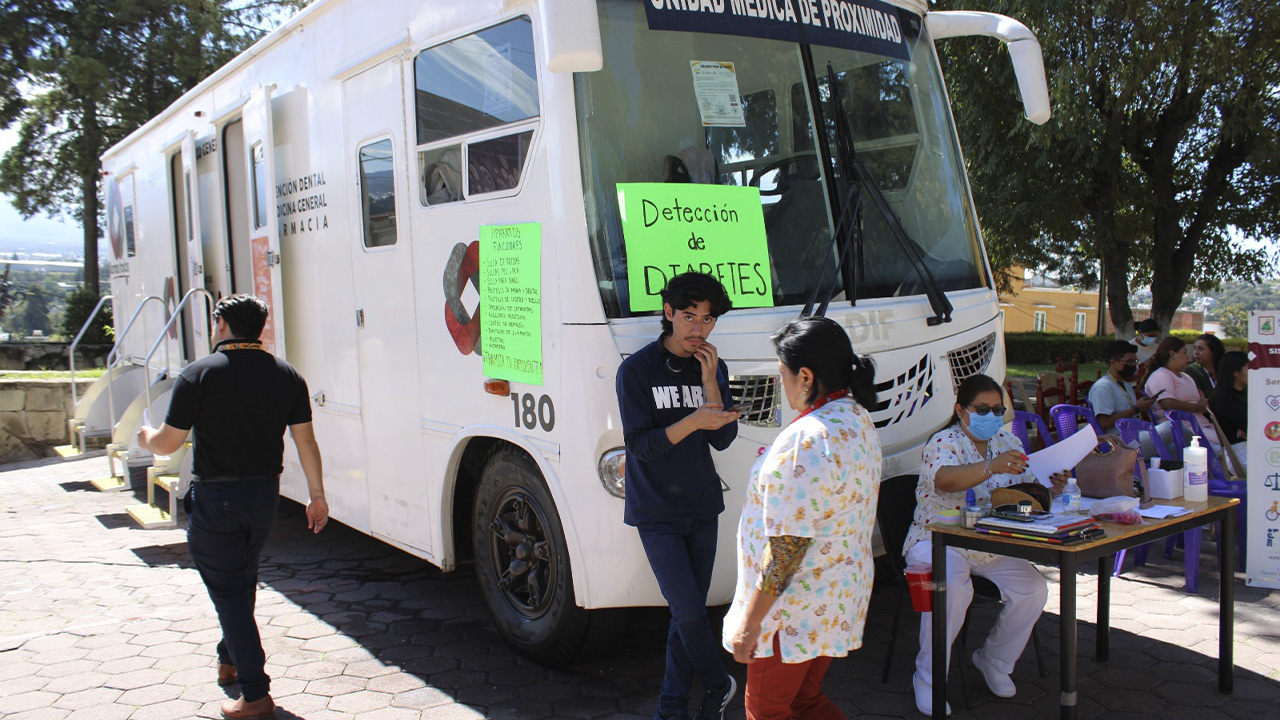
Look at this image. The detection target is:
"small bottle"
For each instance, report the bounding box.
[1062,477,1082,514]
[1184,436,1209,502]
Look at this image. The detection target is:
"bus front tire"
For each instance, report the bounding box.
[473,449,588,667]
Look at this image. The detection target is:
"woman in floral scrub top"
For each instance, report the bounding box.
[904,373,1067,717]
[724,316,881,720]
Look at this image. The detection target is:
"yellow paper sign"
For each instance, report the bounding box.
[617,183,773,312]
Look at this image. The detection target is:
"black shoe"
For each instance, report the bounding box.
[695,675,736,720]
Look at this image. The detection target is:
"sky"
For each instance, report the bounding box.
[0,128,88,256]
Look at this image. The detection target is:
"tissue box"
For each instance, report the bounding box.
[1148,468,1183,499]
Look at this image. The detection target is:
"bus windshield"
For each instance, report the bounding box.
[575,0,988,318]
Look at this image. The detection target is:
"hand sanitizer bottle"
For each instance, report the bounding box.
[1184,436,1209,502]
[1062,477,1082,514]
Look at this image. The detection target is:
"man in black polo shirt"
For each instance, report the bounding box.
[138,294,326,720]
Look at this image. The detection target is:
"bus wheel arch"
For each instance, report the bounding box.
[472,444,589,666]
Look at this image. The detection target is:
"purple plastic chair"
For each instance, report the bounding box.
[1115,418,1176,465]
[1167,410,1248,576]
[1011,410,1055,454]
[1111,418,1197,582]
[1050,404,1105,442]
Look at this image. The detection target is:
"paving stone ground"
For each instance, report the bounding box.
[1,453,1277,720]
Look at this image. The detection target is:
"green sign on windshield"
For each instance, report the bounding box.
[617,183,773,312]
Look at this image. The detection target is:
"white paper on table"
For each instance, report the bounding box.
[1026,426,1099,487]
[1138,504,1193,519]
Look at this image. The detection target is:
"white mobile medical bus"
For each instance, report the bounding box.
[100,0,1049,664]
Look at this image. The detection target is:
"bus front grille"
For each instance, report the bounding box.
[728,375,781,428]
[871,354,934,429]
[947,333,996,391]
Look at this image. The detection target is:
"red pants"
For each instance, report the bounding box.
[744,635,846,720]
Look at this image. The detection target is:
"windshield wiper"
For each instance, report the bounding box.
[802,62,953,326]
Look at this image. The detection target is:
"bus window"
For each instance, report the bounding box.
[413,17,538,143]
[250,141,268,230]
[414,17,539,206]
[469,130,532,195]
[421,146,462,206]
[707,89,780,191]
[358,139,397,248]
[124,206,136,257]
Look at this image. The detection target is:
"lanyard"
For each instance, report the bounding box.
[757,388,852,457]
[218,341,263,352]
[793,388,851,423]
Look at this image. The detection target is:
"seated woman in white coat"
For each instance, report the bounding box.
[905,374,1067,716]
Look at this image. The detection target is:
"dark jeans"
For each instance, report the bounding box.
[637,517,729,720]
[187,479,280,702]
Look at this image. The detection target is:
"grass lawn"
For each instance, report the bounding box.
[1006,363,1107,380]
[0,368,108,380]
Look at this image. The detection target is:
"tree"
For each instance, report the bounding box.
[933,0,1280,338]
[1217,304,1249,338]
[0,1,308,295]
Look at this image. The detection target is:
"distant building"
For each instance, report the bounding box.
[998,267,1102,334]
[999,267,1203,334]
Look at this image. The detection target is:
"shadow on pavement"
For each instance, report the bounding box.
[113,489,1279,719]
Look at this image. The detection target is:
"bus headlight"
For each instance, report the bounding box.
[598,447,626,498]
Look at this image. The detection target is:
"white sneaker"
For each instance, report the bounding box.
[972,649,1017,698]
[912,672,952,717]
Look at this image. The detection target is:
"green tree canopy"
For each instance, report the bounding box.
[933,0,1279,337]
[0,0,308,295]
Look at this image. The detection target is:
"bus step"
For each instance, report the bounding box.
[91,475,129,492]
[126,503,175,529]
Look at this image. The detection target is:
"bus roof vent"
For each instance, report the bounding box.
[947,333,997,391]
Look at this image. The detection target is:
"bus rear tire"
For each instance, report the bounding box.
[473,448,588,666]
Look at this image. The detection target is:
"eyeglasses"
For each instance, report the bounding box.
[967,404,1006,416]
[1118,360,1138,367]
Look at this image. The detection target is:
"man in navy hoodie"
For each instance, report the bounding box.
[616,272,741,720]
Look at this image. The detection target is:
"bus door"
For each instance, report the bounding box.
[179,133,211,356]
[342,59,429,553]
[241,86,287,357]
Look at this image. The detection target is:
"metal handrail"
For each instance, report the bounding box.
[68,295,112,407]
[142,288,215,418]
[105,295,166,370]
[95,296,165,452]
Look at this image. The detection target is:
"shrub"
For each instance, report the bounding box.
[1006,330,1246,367]
[60,288,113,345]
[1004,332,1114,365]
[1170,329,1247,352]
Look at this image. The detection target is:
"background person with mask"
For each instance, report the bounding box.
[1133,318,1161,365]
[902,374,1068,716]
[1089,340,1166,456]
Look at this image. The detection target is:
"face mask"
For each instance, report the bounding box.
[1118,364,1137,380]
[1139,336,1157,347]
[964,412,1003,441]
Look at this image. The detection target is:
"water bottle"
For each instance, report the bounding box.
[1184,436,1209,502]
[1062,477,1082,514]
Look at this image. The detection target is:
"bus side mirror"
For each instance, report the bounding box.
[531,0,603,72]
[926,11,1051,125]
